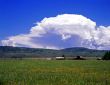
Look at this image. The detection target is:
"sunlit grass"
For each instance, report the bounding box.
[0,60,110,85]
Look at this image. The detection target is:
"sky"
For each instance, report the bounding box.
[0,0,110,50]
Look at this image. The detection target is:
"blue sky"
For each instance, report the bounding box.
[0,0,110,40]
[0,0,110,49]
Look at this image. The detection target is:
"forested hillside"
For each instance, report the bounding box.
[0,46,107,58]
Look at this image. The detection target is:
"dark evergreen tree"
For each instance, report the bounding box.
[62,55,65,59]
[102,51,110,60]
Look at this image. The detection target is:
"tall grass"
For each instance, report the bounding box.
[0,60,110,85]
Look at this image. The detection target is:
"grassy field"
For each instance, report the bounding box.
[0,60,110,85]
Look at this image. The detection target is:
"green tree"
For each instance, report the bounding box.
[62,55,65,60]
[102,51,110,60]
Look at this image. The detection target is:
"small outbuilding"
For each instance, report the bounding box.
[73,56,86,60]
[56,57,65,60]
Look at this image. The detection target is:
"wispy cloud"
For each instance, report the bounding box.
[1,14,110,50]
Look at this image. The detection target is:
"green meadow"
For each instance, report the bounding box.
[0,60,110,85]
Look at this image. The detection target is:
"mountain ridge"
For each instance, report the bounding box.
[0,46,108,58]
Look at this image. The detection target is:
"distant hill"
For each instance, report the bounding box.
[0,46,108,58]
[61,47,107,57]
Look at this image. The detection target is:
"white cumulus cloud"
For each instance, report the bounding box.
[1,14,110,50]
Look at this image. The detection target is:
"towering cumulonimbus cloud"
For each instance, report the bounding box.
[1,14,110,50]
